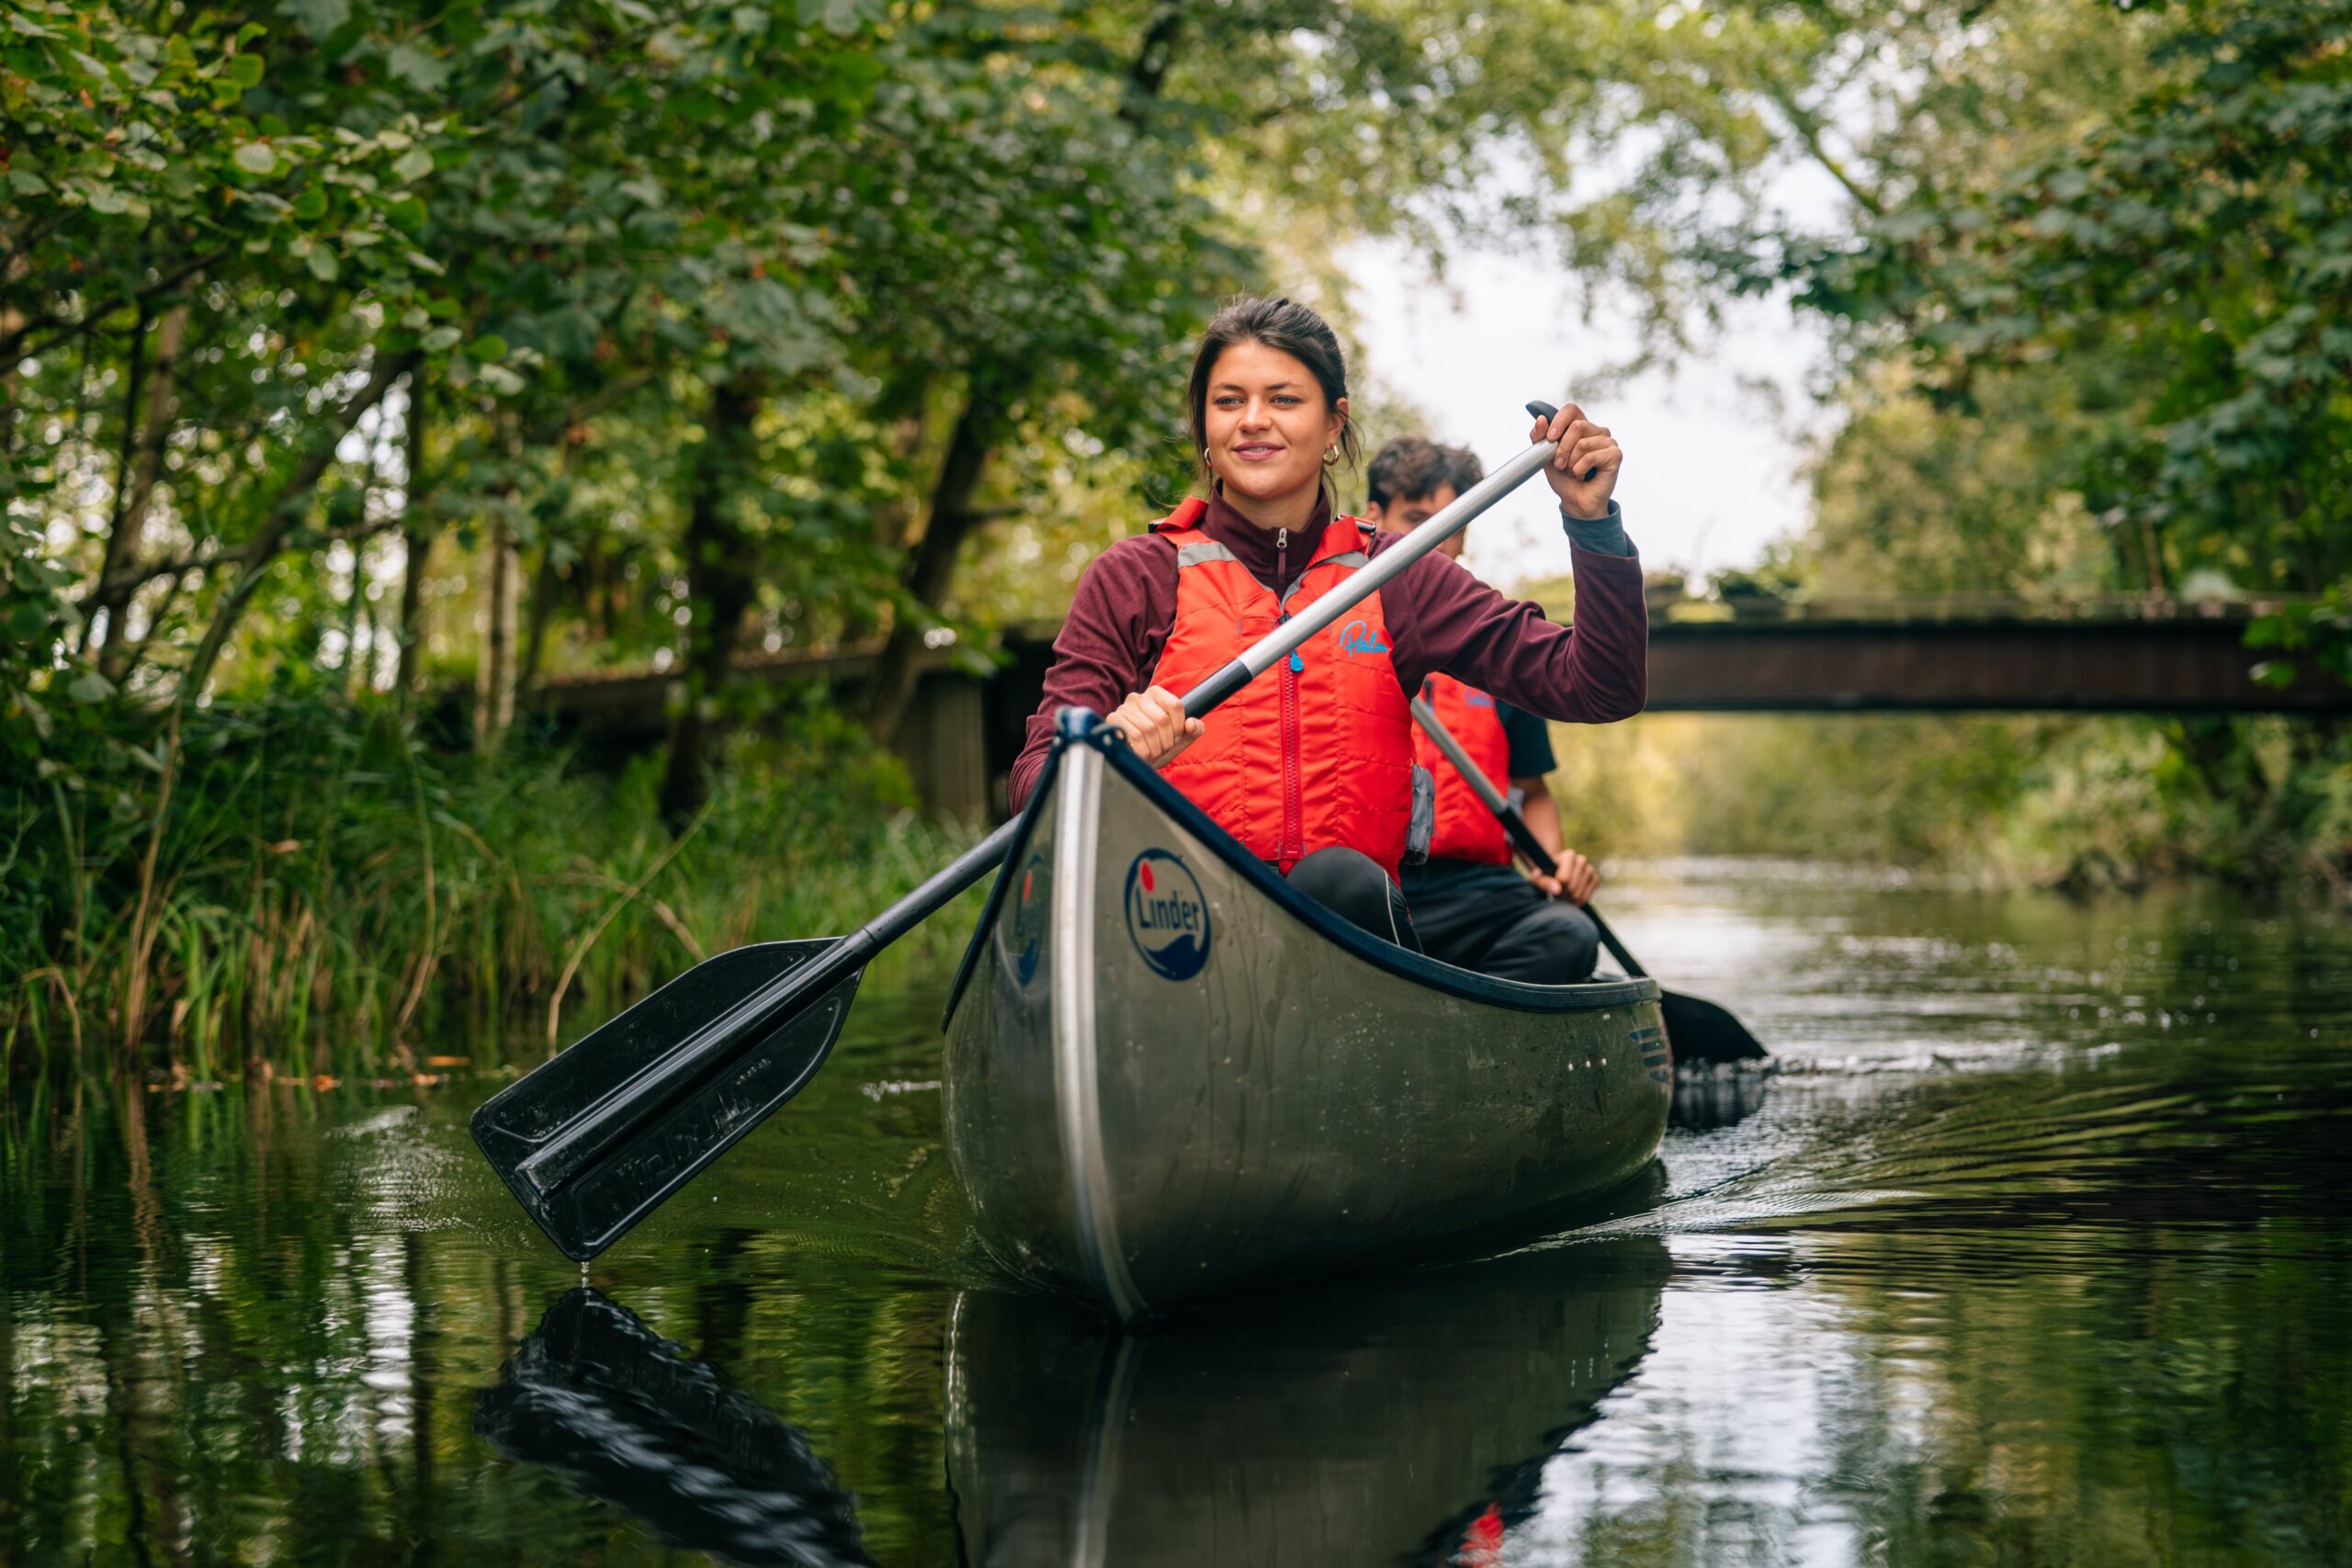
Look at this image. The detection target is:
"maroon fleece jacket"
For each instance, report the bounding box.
[1007,491,1648,809]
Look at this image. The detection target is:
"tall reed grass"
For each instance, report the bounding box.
[3,691,984,1080]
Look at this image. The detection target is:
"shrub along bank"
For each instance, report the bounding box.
[2,691,979,1081]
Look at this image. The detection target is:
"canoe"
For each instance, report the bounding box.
[941,710,1672,1321]
[945,1234,1669,1566]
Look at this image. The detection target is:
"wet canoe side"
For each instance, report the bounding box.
[944,722,1671,1318]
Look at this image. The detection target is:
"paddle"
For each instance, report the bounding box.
[1409,696,1768,1064]
[470,400,1580,1262]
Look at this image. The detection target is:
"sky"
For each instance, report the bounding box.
[1344,240,1837,592]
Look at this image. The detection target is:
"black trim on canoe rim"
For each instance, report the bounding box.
[943,709,1657,1027]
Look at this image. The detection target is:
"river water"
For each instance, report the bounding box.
[5,863,2348,1566]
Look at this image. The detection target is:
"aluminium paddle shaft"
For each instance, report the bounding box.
[1182,401,1569,716]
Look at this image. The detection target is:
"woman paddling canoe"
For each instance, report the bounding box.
[1008,295,1646,953]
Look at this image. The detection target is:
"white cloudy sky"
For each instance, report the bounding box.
[1344,241,1837,592]
[1340,152,1851,592]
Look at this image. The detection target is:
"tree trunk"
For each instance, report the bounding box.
[516,544,559,705]
[394,373,433,703]
[657,377,764,831]
[475,509,519,752]
[178,350,418,704]
[87,302,189,675]
[865,372,1003,745]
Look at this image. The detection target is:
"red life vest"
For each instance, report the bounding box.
[1414,672,1514,865]
[1146,499,1415,878]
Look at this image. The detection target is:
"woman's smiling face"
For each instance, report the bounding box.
[1203,340,1349,511]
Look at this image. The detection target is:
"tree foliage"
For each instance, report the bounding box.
[7,0,2348,1056]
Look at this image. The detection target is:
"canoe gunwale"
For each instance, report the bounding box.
[942,709,1657,1024]
[1047,744,1147,1321]
[941,738,1064,1030]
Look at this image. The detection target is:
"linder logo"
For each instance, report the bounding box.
[1124,850,1212,981]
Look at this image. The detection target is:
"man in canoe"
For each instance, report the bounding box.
[1007,296,1645,948]
[1366,436,1605,982]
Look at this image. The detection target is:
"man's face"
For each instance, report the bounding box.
[1369,484,1463,557]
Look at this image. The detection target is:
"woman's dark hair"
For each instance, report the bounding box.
[1186,296,1360,490]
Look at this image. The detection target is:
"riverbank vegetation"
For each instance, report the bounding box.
[1547,0,2352,897]
[8,0,2347,1066]
[3,689,980,1077]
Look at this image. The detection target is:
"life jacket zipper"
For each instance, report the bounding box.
[1278,527,1302,866]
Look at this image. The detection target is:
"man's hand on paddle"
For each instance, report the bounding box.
[1532,849,1600,907]
[1532,403,1621,519]
[1107,685,1203,768]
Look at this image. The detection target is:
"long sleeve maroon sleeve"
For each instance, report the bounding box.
[1006,497,1647,810]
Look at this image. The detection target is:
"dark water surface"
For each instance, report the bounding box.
[6,864,2349,1565]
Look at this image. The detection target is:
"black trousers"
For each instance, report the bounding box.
[1408,863,1600,984]
[1285,846,1420,951]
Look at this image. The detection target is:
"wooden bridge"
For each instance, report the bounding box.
[535,595,2348,820]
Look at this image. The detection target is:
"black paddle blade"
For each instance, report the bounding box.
[475,1290,874,1566]
[1659,988,1769,1065]
[470,939,861,1261]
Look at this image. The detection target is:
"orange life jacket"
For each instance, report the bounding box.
[1147,499,1415,878]
[1414,672,1514,865]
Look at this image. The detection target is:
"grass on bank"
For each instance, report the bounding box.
[3,689,985,1081]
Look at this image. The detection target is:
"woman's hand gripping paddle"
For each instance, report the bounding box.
[469,401,1579,1262]
[1409,698,1768,1065]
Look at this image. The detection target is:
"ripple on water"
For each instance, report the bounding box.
[3,866,2348,1567]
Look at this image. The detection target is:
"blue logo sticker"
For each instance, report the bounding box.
[1464,689,1497,709]
[1336,617,1391,657]
[1125,850,1212,981]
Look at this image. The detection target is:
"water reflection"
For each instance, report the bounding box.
[4,873,2348,1566]
[1668,1061,1774,1132]
[945,1238,1669,1566]
[476,1290,872,1567]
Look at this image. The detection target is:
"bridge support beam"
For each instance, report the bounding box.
[1645,618,2352,715]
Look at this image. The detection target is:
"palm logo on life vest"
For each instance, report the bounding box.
[1124,849,1211,981]
[1336,617,1391,657]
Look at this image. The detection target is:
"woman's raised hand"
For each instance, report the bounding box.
[1531,402,1622,519]
[1105,685,1204,768]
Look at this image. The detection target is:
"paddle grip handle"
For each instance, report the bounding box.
[1526,398,1600,484]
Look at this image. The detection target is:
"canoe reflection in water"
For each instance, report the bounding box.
[1671,1061,1776,1133]
[474,1290,873,1568]
[946,1235,1669,1567]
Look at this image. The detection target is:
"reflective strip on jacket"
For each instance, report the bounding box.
[1146,497,1415,878]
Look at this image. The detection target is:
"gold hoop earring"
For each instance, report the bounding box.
[1321,445,1340,464]
[1202,447,1213,464]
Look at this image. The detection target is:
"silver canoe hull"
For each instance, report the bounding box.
[942,718,1671,1319]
